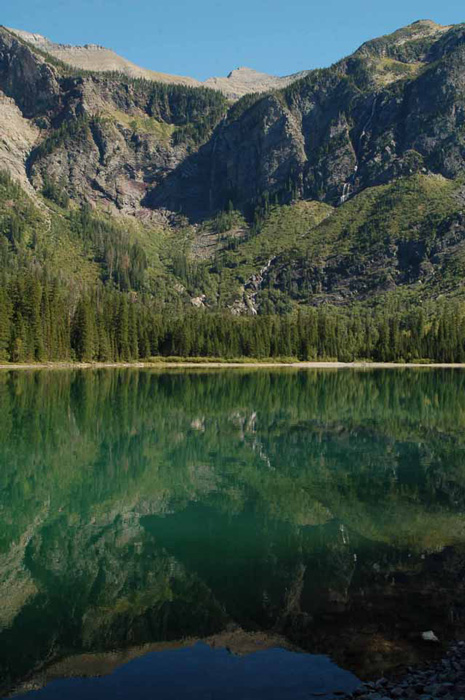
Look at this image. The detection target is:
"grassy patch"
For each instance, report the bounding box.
[218,200,333,281]
[373,57,423,86]
[299,174,459,259]
[109,109,177,143]
[147,355,302,364]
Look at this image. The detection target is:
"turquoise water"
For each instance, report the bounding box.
[1,368,465,698]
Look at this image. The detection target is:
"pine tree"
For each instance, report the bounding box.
[128,301,139,360]
[0,287,11,362]
[117,296,130,361]
[11,312,27,362]
[72,298,96,361]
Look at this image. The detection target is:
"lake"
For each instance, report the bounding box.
[1,368,465,699]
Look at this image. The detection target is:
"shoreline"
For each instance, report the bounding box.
[1,360,465,371]
[342,639,465,699]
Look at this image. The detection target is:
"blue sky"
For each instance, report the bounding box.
[2,0,464,81]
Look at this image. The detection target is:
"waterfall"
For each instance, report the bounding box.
[339,524,349,546]
[340,182,351,204]
[338,97,377,205]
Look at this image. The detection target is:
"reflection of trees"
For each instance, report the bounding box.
[2,369,465,551]
[1,368,465,690]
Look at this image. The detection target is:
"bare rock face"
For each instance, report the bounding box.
[210,93,308,206]
[7,28,308,100]
[28,118,188,214]
[203,66,310,100]
[26,81,190,213]
[0,29,61,118]
[1,20,465,220]
[7,27,201,87]
[0,92,38,192]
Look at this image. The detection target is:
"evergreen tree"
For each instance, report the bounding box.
[72,298,96,361]
[117,296,130,361]
[0,287,11,362]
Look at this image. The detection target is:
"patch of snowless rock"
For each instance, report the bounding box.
[6,28,309,99]
[203,66,310,99]
[338,641,465,700]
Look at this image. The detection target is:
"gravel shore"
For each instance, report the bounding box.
[343,641,465,699]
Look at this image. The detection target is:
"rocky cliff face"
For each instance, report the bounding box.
[149,20,465,217]
[7,28,307,99]
[0,26,229,214]
[1,20,464,218]
[1,20,465,310]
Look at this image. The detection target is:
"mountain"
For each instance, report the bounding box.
[203,66,311,99]
[0,19,465,362]
[6,27,200,86]
[152,19,461,215]
[6,28,306,99]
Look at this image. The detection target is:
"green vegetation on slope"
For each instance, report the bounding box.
[1,271,465,363]
[307,174,459,254]
[257,175,465,309]
[1,170,465,364]
[0,170,192,304]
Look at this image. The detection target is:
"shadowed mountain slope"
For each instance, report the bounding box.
[0,20,465,315]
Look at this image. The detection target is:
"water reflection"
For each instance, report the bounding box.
[1,369,465,696]
[12,644,360,700]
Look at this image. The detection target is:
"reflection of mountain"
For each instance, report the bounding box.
[1,369,465,694]
[12,643,360,700]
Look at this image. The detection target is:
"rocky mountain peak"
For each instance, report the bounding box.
[204,65,310,99]
[5,28,52,48]
[410,19,447,29]
[226,67,273,80]
[397,18,452,39]
[6,26,309,99]
[355,18,452,61]
[6,26,200,87]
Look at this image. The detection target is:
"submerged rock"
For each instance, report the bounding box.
[422,631,440,643]
[342,641,465,699]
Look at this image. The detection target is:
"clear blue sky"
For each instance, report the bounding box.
[2,0,464,81]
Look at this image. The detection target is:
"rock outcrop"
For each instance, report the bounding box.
[149,20,465,217]
[2,20,465,218]
[7,28,308,99]
[1,20,465,310]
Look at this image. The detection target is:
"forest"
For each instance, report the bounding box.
[0,268,465,363]
[1,168,465,365]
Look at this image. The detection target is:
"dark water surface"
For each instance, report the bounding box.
[1,368,465,698]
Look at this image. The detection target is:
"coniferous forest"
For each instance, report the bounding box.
[1,268,465,363]
[1,163,465,364]
[2,18,465,365]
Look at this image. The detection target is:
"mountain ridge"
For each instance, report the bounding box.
[0,18,465,332]
[6,27,310,99]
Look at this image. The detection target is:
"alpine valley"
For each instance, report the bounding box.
[1,19,465,363]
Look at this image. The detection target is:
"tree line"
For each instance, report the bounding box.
[1,269,465,363]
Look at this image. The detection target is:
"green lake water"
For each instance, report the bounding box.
[1,368,465,699]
